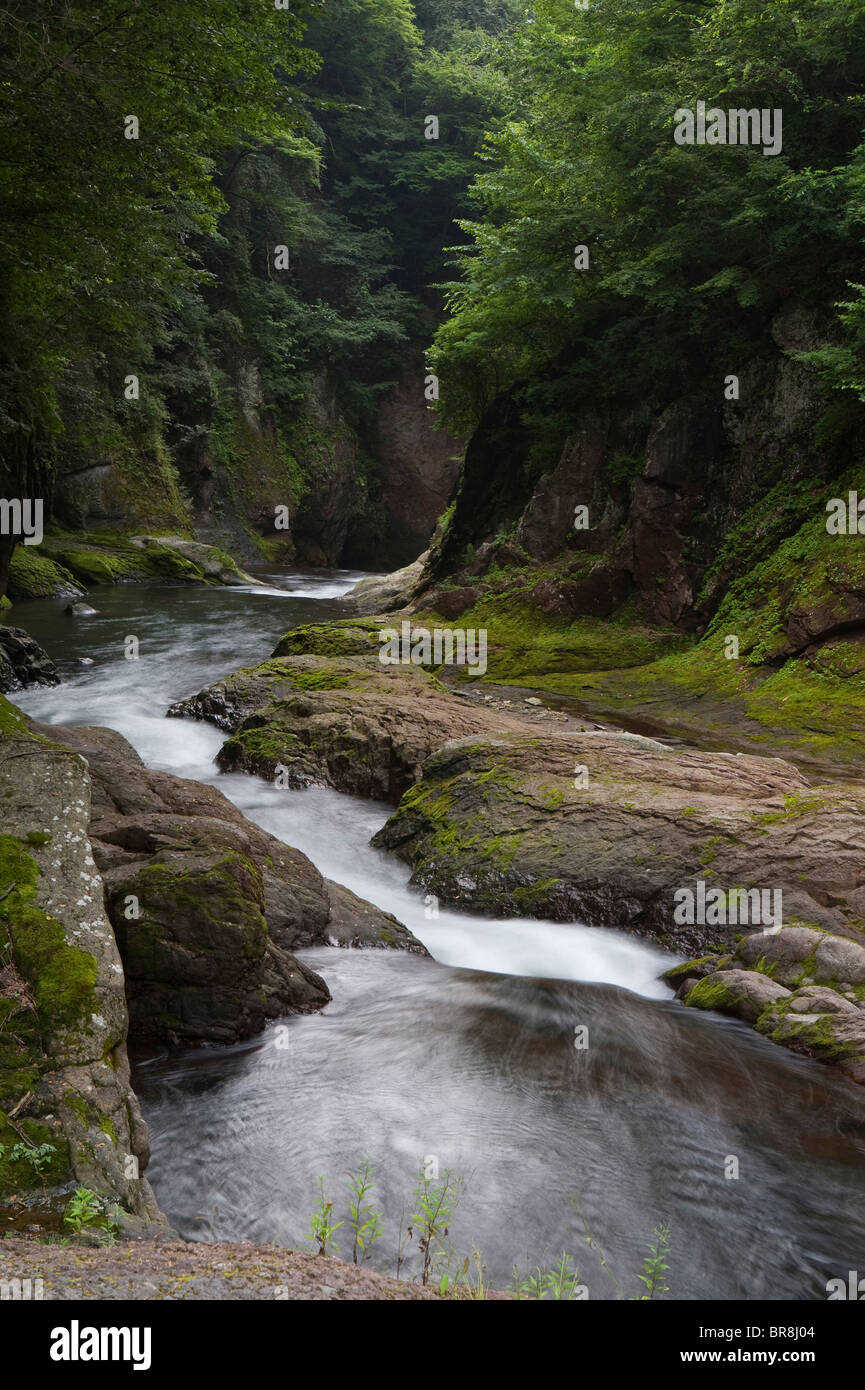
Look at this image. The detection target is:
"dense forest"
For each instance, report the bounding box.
[2,0,865,1323]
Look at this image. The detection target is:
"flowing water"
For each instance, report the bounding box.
[11,572,865,1299]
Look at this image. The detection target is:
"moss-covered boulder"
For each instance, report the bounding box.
[0,700,165,1230]
[755,992,865,1080]
[372,730,865,953]
[42,722,426,1045]
[679,969,791,1023]
[6,531,254,600]
[668,925,865,1082]
[128,535,254,585]
[7,548,85,600]
[170,626,531,801]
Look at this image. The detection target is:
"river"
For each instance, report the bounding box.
[11,571,865,1299]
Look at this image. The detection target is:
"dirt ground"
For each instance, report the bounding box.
[0,1237,456,1300]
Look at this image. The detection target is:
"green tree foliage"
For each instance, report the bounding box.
[0,0,521,591]
[0,0,316,505]
[430,0,865,431]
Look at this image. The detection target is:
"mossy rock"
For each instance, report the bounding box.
[272,619,384,660]
[7,548,84,599]
[0,834,99,1035]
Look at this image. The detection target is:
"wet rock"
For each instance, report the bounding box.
[372,730,865,953]
[0,626,60,691]
[755,997,865,1084]
[669,928,865,1083]
[32,721,427,1045]
[65,601,99,617]
[170,626,530,802]
[343,554,429,614]
[680,970,791,1024]
[129,536,253,585]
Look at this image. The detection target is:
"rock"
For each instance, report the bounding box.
[170,623,531,802]
[735,926,865,988]
[33,720,427,1044]
[814,935,865,986]
[0,699,167,1230]
[735,926,825,986]
[129,536,253,586]
[375,371,464,563]
[0,626,60,692]
[323,881,428,953]
[668,933,865,1082]
[65,601,99,616]
[783,985,859,1016]
[372,730,865,952]
[7,547,85,600]
[420,586,480,620]
[343,554,429,614]
[680,970,791,1024]
[754,999,865,1084]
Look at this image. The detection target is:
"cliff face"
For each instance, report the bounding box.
[429,303,856,636]
[50,361,461,573]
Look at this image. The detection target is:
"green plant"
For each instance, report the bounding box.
[306,1176,342,1257]
[345,1158,383,1266]
[633,1223,671,1300]
[408,1164,462,1286]
[62,1187,120,1244]
[0,1141,57,1185]
[509,1252,583,1300]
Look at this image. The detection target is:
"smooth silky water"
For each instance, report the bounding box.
[12,572,865,1298]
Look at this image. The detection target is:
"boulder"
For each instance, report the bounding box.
[680,970,791,1024]
[129,536,254,586]
[343,554,429,615]
[170,626,531,802]
[0,626,60,692]
[0,703,167,1230]
[372,730,865,953]
[668,927,865,1083]
[37,721,427,1044]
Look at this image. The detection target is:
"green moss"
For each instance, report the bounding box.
[24,831,51,847]
[0,835,98,1032]
[661,955,719,983]
[63,1092,88,1127]
[98,1115,118,1145]
[540,785,564,809]
[682,975,742,1012]
[7,548,82,599]
[273,620,383,660]
[219,725,305,767]
[0,694,32,738]
[512,877,562,913]
[763,1005,865,1061]
[415,591,687,686]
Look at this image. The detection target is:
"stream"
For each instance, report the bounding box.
[11,571,865,1300]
